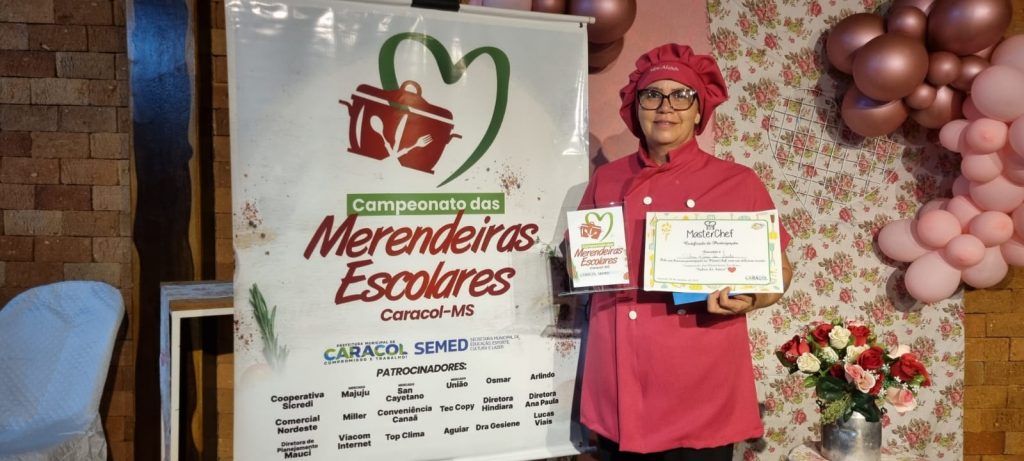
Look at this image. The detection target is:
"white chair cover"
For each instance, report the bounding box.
[0,281,124,461]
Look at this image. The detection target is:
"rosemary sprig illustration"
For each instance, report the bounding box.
[249,283,288,370]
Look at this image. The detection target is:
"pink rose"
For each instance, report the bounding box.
[803,245,817,260]
[885,387,918,413]
[844,364,877,393]
[808,1,822,16]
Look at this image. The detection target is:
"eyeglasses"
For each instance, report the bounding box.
[637,88,698,111]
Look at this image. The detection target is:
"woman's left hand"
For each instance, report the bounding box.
[706,287,758,315]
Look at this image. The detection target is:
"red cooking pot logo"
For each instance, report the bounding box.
[339,80,462,174]
[340,32,510,187]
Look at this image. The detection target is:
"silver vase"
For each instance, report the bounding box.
[821,412,881,461]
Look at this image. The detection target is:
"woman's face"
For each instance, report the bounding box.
[637,79,699,153]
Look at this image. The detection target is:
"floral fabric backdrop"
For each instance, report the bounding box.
[706,0,965,459]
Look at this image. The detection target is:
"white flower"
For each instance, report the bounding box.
[888,344,911,359]
[817,346,839,364]
[829,326,852,349]
[845,344,869,362]
[797,352,821,373]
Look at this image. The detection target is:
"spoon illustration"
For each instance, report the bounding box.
[369,115,396,157]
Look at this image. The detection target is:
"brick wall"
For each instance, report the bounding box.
[964,267,1024,460]
[0,0,134,459]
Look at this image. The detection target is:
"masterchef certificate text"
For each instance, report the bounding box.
[643,210,784,293]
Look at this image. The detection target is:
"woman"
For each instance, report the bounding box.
[577,44,794,460]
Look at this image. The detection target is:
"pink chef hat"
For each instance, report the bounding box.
[619,43,729,137]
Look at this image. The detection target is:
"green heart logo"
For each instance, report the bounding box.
[378,33,510,187]
[584,211,614,242]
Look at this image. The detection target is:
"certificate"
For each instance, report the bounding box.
[565,206,630,288]
[643,210,784,293]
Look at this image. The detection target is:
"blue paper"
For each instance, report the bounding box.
[672,292,708,305]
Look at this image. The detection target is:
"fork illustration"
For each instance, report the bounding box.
[396,134,433,158]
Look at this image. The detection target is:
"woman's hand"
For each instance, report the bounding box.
[706,252,793,315]
[707,287,756,315]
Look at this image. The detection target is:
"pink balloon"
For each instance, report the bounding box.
[943,233,987,267]
[962,97,985,121]
[953,175,970,196]
[962,246,1009,288]
[964,118,1010,153]
[939,119,969,152]
[1000,234,1024,265]
[877,219,934,262]
[1012,204,1024,238]
[946,195,983,230]
[905,251,963,303]
[916,209,963,247]
[969,210,1015,245]
[971,66,1024,122]
[1001,146,1024,184]
[1009,116,1024,156]
[991,34,1024,73]
[969,175,1024,212]
[826,13,886,74]
[961,151,1004,182]
[919,198,950,216]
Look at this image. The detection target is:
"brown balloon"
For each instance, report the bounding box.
[841,86,910,137]
[905,83,937,109]
[927,51,961,87]
[826,13,886,74]
[532,0,567,13]
[952,55,990,91]
[974,41,1000,60]
[910,85,965,128]
[569,0,637,45]
[891,0,936,13]
[886,6,927,40]
[588,37,624,71]
[852,33,930,101]
[927,0,1012,56]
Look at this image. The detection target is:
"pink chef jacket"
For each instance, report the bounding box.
[577,138,791,453]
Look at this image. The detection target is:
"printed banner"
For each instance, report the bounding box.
[227,1,590,460]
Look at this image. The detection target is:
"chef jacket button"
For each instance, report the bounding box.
[686,199,696,208]
[628,310,637,320]
[676,308,685,315]
[642,196,652,205]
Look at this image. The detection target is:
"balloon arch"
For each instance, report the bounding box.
[827,0,1024,303]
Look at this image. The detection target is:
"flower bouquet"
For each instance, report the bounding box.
[776,320,931,424]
